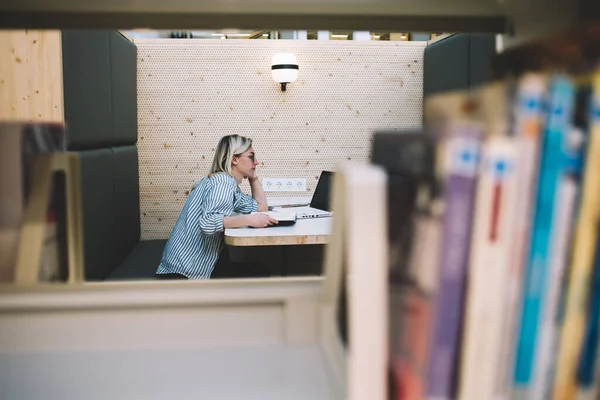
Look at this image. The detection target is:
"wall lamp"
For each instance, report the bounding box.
[271,53,298,92]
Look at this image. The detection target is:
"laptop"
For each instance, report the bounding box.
[291,171,334,219]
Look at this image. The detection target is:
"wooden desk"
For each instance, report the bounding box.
[225,201,331,276]
[225,217,331,247]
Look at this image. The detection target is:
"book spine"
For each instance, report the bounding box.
[493,73,547,400]
[426,133,481,400]
[553,71,600,400]
[458,136,521,400]
[393,284,434,400]
[407,210,443,296]
[391,197,443,400]
[575,230,600,398]
[513,75,575,394]
[533,161,580,400]
[540,96,588,400]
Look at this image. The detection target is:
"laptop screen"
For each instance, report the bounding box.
[310,171,333,211]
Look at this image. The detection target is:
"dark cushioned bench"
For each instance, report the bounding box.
[107,239,168,280]
[62,30,166,281]
[78,147,166,280]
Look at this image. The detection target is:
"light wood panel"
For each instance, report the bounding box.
[225,234,328,246]
[0,30,64,122]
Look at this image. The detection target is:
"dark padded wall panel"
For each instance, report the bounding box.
[79,147,141,280]
[110,31,138,146]
[79,149,117,280]
[63,30,138,150]
[112,145,141,264]
[62,31,113,150]
[468,34,497,89]
[66,31,142,279]
[424,34,469,98]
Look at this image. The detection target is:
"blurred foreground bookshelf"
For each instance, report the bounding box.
[0,123,83,284]
[380,23,600,400]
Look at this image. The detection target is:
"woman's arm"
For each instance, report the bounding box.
[223,215,251,229]
[224,213,277,228]
[198,176,236,235]
[249,177,268,212]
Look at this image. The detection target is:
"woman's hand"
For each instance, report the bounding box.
[247,213,278,228]
[248,174,267,212]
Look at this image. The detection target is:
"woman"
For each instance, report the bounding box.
[156,134,278,279]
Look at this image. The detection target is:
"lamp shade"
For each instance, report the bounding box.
[271,53,299,91]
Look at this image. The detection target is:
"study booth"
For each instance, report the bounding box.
[0,26,497,399]
[5,30,495,282]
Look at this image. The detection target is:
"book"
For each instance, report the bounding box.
[250,211,297,226]
[513,75,576,396]
[389,280,433,400]
[428,130,482,400]
[420,89,485,400]
[533,81,590,400]
[553,69,600,400]
[390,185,443,400]
[371,130,438,400]
[532,124,585,400]
[493,73,547,400]
[332,163,389,400]
[458,133,521,400]
[576,231,600,399]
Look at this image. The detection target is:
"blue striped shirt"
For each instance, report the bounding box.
[156,173,258,279]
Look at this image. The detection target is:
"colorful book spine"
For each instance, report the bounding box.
[392,283,433,400]
[513,75,575,394]
[458,135,521,400]
[532,125,585,400]
[426,131,481,400]
[553,71,600,400]
[392,206,441,400]
[546,84,591,400]
[493,73,547,400]
[576,232,600,398]
[390,205,443,400]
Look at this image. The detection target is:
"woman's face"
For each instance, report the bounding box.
[233,146,258,177]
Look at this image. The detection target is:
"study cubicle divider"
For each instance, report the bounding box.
[62,30,137,149]
[423,33,496,104]
[0,162,390,400]
[61,30,167,281]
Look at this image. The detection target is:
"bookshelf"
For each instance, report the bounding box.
[0,0,597,46]
[0,123,83,284]
[15,152,84,284]
[0,0,505,32]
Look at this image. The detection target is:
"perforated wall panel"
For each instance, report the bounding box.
[137,39,425,240]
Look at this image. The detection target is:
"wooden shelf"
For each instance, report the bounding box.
[2,344,338,400]
[0,0,505,32]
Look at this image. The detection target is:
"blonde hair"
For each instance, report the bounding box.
[208,134,253,177]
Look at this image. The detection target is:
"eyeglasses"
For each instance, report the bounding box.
[235,153,255,162]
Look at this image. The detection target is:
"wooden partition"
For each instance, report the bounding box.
[0,30,64,122]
